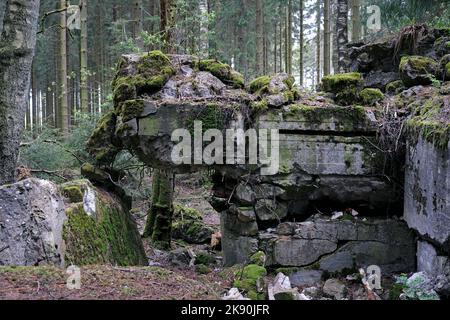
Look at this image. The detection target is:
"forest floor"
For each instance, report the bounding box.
[0,265,230,300]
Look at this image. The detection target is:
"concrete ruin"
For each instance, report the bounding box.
[80,25,450,278]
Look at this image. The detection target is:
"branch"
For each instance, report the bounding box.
[30,169,68,181]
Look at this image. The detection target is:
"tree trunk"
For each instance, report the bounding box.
[0,0,40,185]
[299,0,304,86]
[160,0,175,53]
[351,0,361,42]
[337,0,348,73]
[144,169,175,249]
[58,0,69,135]
[287,0,292,75]
[0,0,6,35]
[132,0,143,49]
[316,0,321,85]
[255,0,264,76]
[323,0,331,76]
[80,0,89,114]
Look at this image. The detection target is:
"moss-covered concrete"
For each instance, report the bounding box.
[86,110,121,165]
[360,88,384,106]
[321,72,363,93]
[120,99,145,122]
[112,51,175,105]
[61,180,147,266]
[385,80,405,95]
[407,96,450,150]
[197,59,244,88]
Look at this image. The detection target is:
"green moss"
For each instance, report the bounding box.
[446,62,450,74]
[385,80,405,94]
[233,264,267,300]
[321,72,363,93]
[186,104,225,135]
[173,204,203,221]
[62,181,147,266]
[335,86,360,105]
[197,59,244,88]
[86,110,120,165]
[285,104,368,131]
[195,264,212,274]
[407,96,450,149]
[249,76,271,94]
[250,99,269,112]
[112,51,174,105]
[399,55,439,77]
[195,252,216,265]
[250,251,266,266]
[360,88,384,106]
[61,185,84,203]
[120,99,145,122]
[388,283,405,300]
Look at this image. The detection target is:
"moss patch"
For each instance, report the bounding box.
[120,99,145,122]
[112,51,175,105]
[86,110,121,165]
[407,96,450,149]
[249,76,271,94]
[386,80,405,94]
[233,264,267,300]
[360,88,384,106]
[249,251,266,266]
[197,59,244,88]
[321,72,363,93]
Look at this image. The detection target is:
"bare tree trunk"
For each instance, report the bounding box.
[337,0,348,73]
[316,0,321,85]
[160,0,175,53]
[255,0,264,76]
[351,0,361,42]
[0,0,5,35]
[323,0,331,76]
[299,0,304,86]
[132,0,143,49]
[58,0,69,135]
[80,0,89,114]
[0,0,40,184]
[287,0,292,75]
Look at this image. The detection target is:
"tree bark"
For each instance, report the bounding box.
[255,0,264,76]
[143,169,175,250]
[0,0,41,185]
[132,0,143,39]
[337,0,349,73]
[160,0,175,53]
[0,0,5,35]
[351,0,361,42]
[299,0,304,86]
[58,0,69,134]
[80,0,89,114]
[316,0,322,85]
[323,0,331,76]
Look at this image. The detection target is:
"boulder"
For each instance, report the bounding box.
[399,55,439,87]
[323,278,347,300]
[268,273,300,300]
[233,264,267,300]
[0,179,67,266]
[171,205,216,244]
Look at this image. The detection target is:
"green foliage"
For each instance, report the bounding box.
[233,264,267,300]
[20,113,99,181]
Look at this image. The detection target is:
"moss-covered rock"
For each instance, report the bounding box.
[249,76,272,95]
[399,55,439,87]
[360,88,384,105]
[386,80,406,95]
[407,95,450,149]
[120,99,145,122]
[321,72,363,93]
[195,251,217,265]
[112,51,175,105]
[250,251,266,266]
[248,74,299,108]
[233,264,267,300]
[197,59,244,88]
[171,204,216,244]
[86,110,121,165]
[61,180,147,266]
